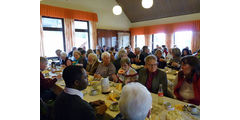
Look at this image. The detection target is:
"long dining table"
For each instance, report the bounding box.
[43,66,199,120]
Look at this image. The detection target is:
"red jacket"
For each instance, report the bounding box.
[40,72,57,90]
[174,71,200,105]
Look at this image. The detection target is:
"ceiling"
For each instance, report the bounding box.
[116,0,200,23]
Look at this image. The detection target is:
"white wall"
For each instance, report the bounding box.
[40,0,131,31]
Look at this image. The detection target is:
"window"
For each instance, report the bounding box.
[135,35,145,49]
[111,37,117,47]
[152,33,166,49]
[118,32,130,49]
[74,20,90,50]
[173,31,192,51]
[42,17,65,57]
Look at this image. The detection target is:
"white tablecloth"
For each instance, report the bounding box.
[55,77,199,120]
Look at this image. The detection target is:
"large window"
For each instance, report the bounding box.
[42,17,65,57]
[74,20,90,50]
[173,31,192,51]
[135,35,145,49]
[118,32,130,49]
[152,33,166,49]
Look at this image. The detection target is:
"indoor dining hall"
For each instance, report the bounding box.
[40,0,200,120]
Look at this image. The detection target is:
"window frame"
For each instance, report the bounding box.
[42,16,66,59]
[74,20,90,49]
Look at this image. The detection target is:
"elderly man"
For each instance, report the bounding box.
[113,82,152,120]
[133,47,141,65]
[138,55,170,97]
[86,53,100,75]
[54,66,106,120]
[139,46,150,65]
[55,49,62,66]
[94,52,118,82]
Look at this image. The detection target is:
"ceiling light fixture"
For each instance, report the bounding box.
[112,5,122,15]
[142,0,153,9]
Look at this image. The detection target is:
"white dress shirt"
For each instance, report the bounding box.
[64,87,83,99]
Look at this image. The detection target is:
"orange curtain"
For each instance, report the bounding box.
[90,21,97,49]
[40,16,45,57]
[130,20,200,36]
[131,35,135,51]
[64,18,75,53]
[191,32,200,53]
[144,34,152,50]
[165,33,172,51]
[40,4,98,22]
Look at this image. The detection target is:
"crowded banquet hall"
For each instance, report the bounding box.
[40,0,200,120]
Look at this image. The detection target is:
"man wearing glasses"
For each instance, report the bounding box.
[138,55,171,97]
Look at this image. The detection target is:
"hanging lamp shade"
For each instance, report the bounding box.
[142,0,153,9]
[112,5,122,15]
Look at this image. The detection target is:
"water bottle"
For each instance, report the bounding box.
[158,84,164,105]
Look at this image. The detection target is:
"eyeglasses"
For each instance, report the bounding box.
[147,63,158,67]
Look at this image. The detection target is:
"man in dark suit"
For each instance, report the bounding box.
[138,55,171,97]
[139,46,150,65]
[54,66,97,120]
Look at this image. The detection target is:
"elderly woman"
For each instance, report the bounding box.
[60,52,68,65]
[168,48,182,70]
[113,82,152,120]
[113,49,128,71]
[117,57,138,85]
[86,53,100,76]
[138,55,170,97]
[94,52,118,82]
[154,49,167,69]
[174,56,200,105]
[72,50,87,68]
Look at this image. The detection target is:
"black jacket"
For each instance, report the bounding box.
[54,92,96,120]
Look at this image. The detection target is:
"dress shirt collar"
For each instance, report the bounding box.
[64,87,83,99]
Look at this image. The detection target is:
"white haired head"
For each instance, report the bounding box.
[117,49,127,59]
[60,52,67,58]
[119,82,152,120]
[101,52,110,59]
[88,53,98,64]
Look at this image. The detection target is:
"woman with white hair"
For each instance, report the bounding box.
[86,53,100,75]
[60,52,69,65]
[113,82,152,120]
[94,52,118,82]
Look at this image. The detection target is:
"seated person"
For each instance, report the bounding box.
[40,57,61,102]
[113,82,152,120]
[117,57,138,85]
[80,50,88,69]
[68,47,77,58]
[60,52,68,65]
[125,46,135,63]
[72,50,87,68]
[138,55,170,97]
[113,49,128,71]
[94,52,118,82]
[168,48,182,70]
[133,47,141,65]
[54,66,97,120]
[55,49,62,66]
[174,56,200,105]
[139,46,150,65]
[96,49,102,61]
[154,49,167,69]
[181,48,192,57]
[86,53,100,76]
[61,59,73,68]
